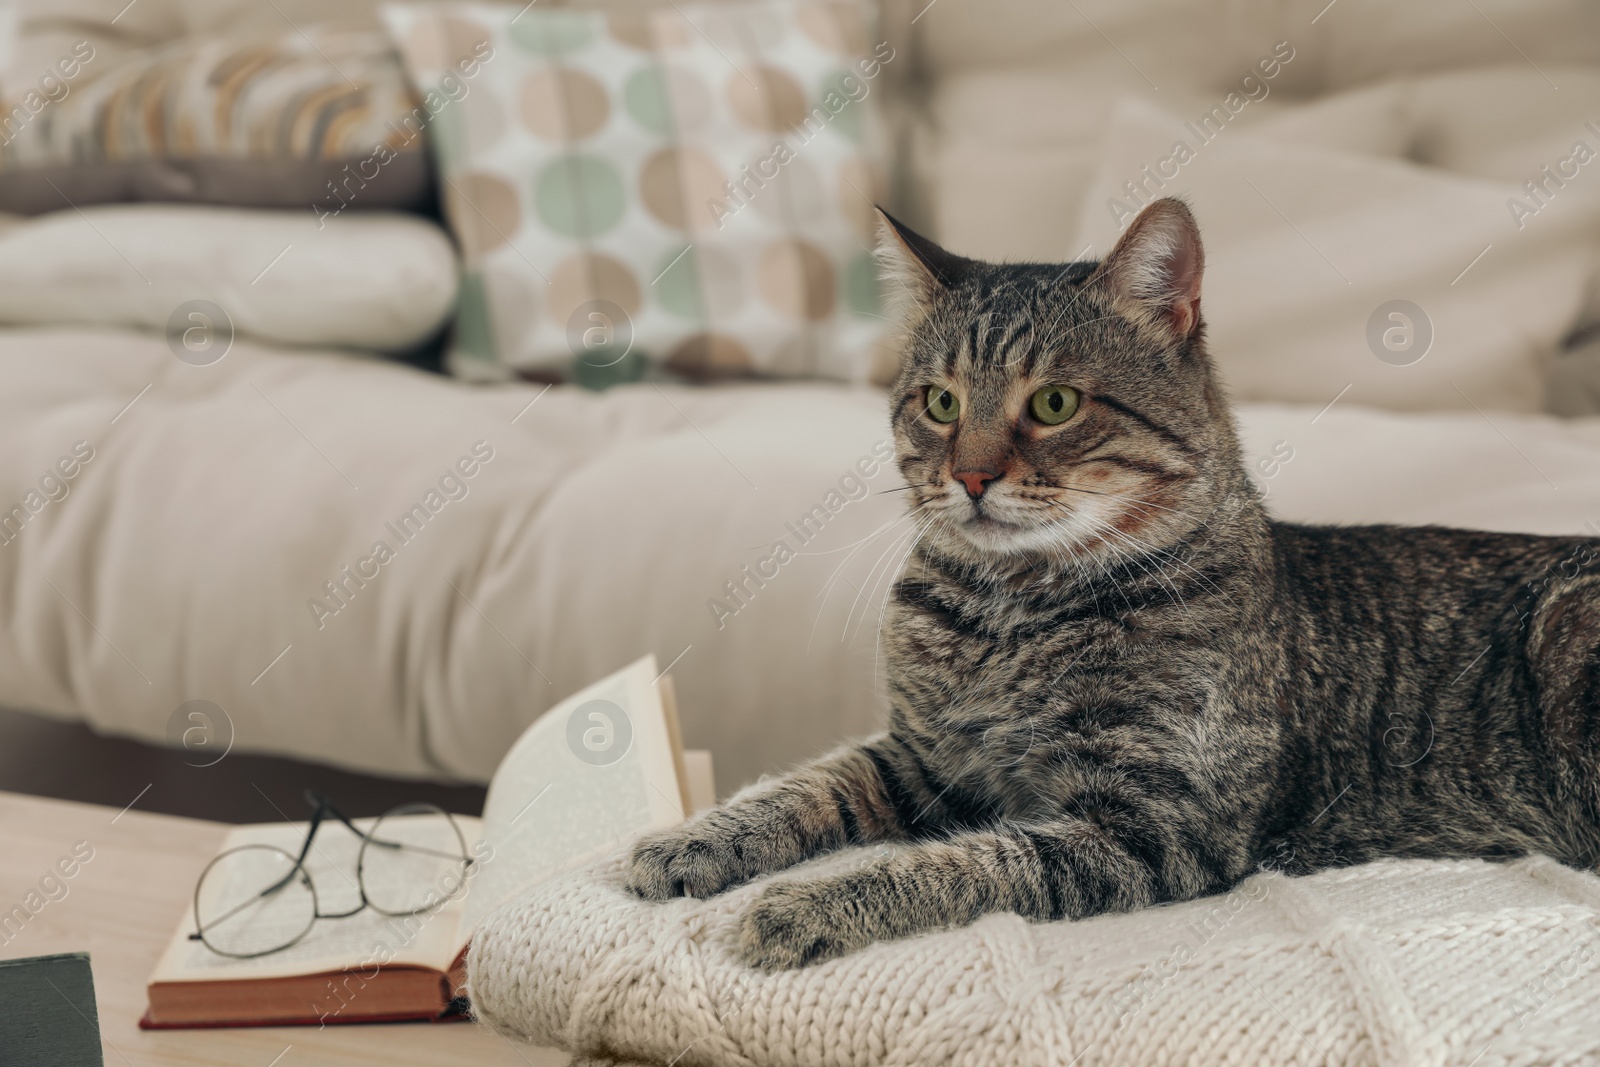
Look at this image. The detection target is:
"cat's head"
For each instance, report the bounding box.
[878,197,1247,565]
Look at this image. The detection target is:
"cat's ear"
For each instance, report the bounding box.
[874,208,975,319]
[1091,197,1204,343]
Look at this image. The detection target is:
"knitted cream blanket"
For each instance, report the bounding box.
[468,849,1600,1066]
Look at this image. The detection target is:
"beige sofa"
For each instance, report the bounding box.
[1,0,1599,793]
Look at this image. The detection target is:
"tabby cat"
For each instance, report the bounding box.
[628,197,1600,970]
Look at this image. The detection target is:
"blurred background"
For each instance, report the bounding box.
[1,0,1598,822]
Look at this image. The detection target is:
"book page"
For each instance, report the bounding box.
[683,749,717,814]
[151,815,480,985]
[463,655,685,933]
[658,673,692,814]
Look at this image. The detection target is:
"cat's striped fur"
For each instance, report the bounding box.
[628,198,1600,969]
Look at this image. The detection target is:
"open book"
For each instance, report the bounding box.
[142,656,713,1029]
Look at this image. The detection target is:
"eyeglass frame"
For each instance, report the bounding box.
[188,789,475,959]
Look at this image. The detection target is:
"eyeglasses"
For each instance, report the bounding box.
[189,791,474,959]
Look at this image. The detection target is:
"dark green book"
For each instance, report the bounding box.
[0,952,104,1067]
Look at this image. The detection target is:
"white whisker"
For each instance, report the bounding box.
[872,517,940,681]
[808,504,932,652]
[845,518,928,642]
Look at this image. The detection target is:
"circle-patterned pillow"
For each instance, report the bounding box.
[383,0,891,387]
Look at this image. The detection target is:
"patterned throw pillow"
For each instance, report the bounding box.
[0,28,434,215]
[382,1,891,386]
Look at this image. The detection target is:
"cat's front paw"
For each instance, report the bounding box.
[738,879,872,970]
[626,823,750,901]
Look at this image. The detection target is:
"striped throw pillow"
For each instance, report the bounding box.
[0,28,434,215]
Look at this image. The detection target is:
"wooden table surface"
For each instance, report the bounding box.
[0,791,568,1067]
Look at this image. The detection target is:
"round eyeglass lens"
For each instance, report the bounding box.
[193,844,316,958]
[358,803,471,916]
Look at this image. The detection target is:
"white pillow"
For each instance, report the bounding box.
[0,204,459,352]
[926,72,1413,264]
[1401,64,1600,334]
[1239,80,1412,159]
[1404,65,1600,182]
[927,76,1240,262]
[1072,99,1598,413]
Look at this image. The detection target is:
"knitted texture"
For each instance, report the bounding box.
[468,850,1600,1066]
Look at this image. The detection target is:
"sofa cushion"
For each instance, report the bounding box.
[911,0,1600,92]
[3,327,1600,791]
[0,326,905,789]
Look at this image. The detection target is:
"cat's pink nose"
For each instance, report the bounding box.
[953,470,999,498]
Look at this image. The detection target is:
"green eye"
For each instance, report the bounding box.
[926,386,960,423]
[1030,386,1080,425]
